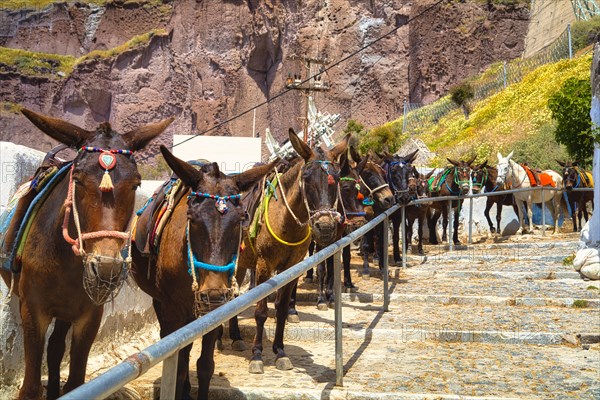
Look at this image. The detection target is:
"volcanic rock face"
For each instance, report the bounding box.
[0,0,529,157]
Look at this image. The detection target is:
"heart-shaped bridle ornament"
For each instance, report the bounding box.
[78,146,134,192]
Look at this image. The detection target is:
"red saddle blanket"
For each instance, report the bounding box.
[522,164,556,187]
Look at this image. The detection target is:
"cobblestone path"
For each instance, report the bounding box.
[105,232,599,399]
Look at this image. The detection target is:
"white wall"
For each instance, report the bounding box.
[173,135,262,174]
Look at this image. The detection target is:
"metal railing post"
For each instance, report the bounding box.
[401,205,407,268]
[333,249,343,386]
[447,200,453,252]
[468,197,473,245]
[568,24,572,60]
[382,217,390,312]
[541,186,546,236]
[160,353,179,400]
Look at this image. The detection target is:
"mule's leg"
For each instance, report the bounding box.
[441,208,449,242]
[427,208,439,245]
[325,256,335,306]
[62,308,103,394]
[18,300,52,400]
[391,212,401,265]
[288,281,300,323]
[316,259,328,310]
[417,213,425,255]
[342,246,357,291]
[196,327,220,400]
[526,195,534,233]
[569,196,578,232]
[47,319,72,400]
[305,241,315,282]
[250,263,270,374]
[552,196,561,234]
[405,215,413,257]
[453,202,461,245]
[514,199,525,234]
[272,279,297,371]
[228,269,247,351]
[484,198,495,233]
[360,234,371,276]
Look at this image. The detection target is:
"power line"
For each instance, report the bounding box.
[172,0,448,149]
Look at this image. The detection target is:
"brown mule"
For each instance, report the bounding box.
[131,146,277,399]
[0,108,171,400]
[234,128,349,374]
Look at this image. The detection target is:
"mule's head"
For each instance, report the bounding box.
[339,151,368,233]
[495,151,513,187]
[470,160,489,194]
[557,160,578,192]
[161,146,277,314]
[385,149,418,205]
[416,169,435,200]
[21,108,171,303]
[290,129,349,246]
[447,155,476,195]
[350,146,394,210]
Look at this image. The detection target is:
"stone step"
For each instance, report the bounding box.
[415,270,582,280]
[119,337,600,400]
[230,301,599,346]
[299,292,600,309]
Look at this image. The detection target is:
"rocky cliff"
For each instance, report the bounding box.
[0,0,530,160]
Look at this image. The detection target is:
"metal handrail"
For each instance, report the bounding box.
[60,185,594,399]
[60,205,400,399]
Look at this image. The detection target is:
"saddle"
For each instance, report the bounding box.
[428,167,451,193]
[134,174,187,256]
[0,145,72,273]
[521,163,555,187]
[575,167,594,187]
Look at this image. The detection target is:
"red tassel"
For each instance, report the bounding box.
[357,192,364,201]
[328,175,335,185]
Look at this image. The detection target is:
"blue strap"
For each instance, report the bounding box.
[186,223,236,278]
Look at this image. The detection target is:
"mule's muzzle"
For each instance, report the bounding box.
[195,287,236,316]
[311,209,342,246]
[395,190,412,205]
[344,215,367,234]
[83,253,130,305]
[460,183,470,195]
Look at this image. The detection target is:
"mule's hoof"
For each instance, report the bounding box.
[231,340,246,352]
[267,308,276,318]
[344,286,358,293]
[216,339,224,351]
[303,276,314,284]
[393,259,402,266]
[361,271,370,279]
[317,302,329,311]
[249,360,264,374]
[287,313,300,323]
[275,356,293,371]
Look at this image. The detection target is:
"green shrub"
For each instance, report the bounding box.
[572,299,589,308]
[562,254,575,266]
[571,16,600,52]
[510,122,569,170]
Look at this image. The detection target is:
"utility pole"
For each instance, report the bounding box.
[286,55,330,147]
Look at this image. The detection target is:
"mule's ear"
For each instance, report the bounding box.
[160,145,203,189]
[289,128,312,161]
[447,158,459,166]
[122,117,174,151]
[350,145,362,164]
[340,151,350,176]
[573,160,580,167]
[356,153,369,175]
[556,160,566,167]
[465,154,477,166]
[404,149,419,164]
[21,108,92,148]
[481,160,488,169]
[330,133,351,160]
[425,169,435,179]
[506,151,514,161]
[497,152,503,162]
[233,158,279,193]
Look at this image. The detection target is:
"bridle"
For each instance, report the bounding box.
[360,162,390,206]
[445,165,472,195]
[386,160,411,198]
[185,189,243,315]
[339,176,367,228]
[299,160,344,226]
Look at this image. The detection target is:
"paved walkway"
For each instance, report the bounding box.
[97,232,599,399]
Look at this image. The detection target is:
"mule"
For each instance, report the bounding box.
[386,150,421,264]
[232,129,349,374]
[404,169,435,256]
[470,161,520,235]
[351,149,397,276]
[557,160,594,232]
[428,156,476,245]
[0,108,171,400]
[495,151,563,234]
[301,150,369,312]
[130,146,277,399]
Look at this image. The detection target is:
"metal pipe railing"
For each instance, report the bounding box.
[61,185,593,399]
[61,204,401,400]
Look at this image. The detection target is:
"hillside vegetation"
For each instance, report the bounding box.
[364,52,592,170]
